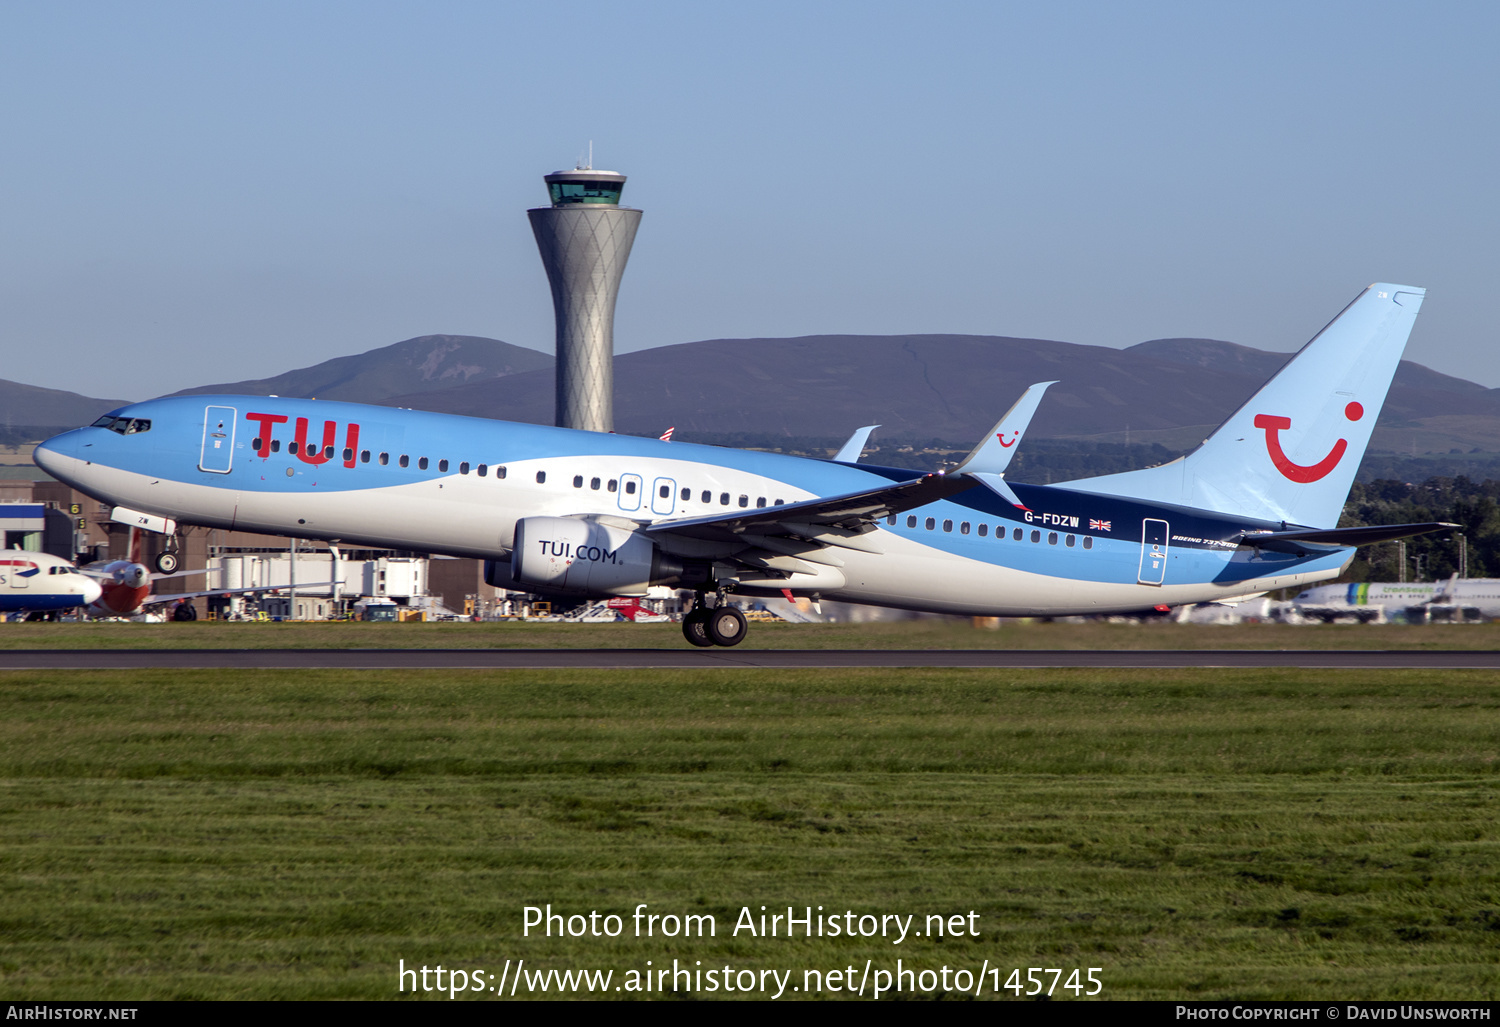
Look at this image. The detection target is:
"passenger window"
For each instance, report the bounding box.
[907,515,917,528]
[660,484,671,499]
[1013,528,1023,541]
[774,499,784,506]
[607,479,617,492]
[418,457,429,470]
[324,445,335,459]
[1066,534,1075,547]
[960,522,970,535]
[1084,536,1093,550]
[681,488,691,500]
[1048,532,1058,545]
[591,477,601,490]
[757,497,767,508]
[701,490,711,503]
[271,439,281,453]
[399,455,410,468]
[886,516,896,526]
[459,462,469,474]
[361,450,371,463]
[379,452,389,465]
[536,471,547,484]
[943,519,953,532]
[497,466,507,479]
[738,495,749,508]
[438,459,449,472]
[978,524,988,537]
[477,464,488,477]
[625,481,636,494]
[720,493,729,505]
[343,448,353,462]
[925,517,935,530]
[1031,530,1041,543]
[289,442,300,455]
[573,475,584,488]
[252,437,261,451]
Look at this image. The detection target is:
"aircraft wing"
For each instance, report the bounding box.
[140,581,342,607]
[644,472,977,549]
[1235,521,1457,549]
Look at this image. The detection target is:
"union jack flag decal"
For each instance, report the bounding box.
[659,427,675,442]
[1089,519,1112,532]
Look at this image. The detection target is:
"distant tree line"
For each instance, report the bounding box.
[1340,477,1500,582]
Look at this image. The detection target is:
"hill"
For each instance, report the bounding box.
[385,333,1500,456]
[165,335,552,405]
[0,380,131,445]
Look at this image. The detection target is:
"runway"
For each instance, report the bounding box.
[3,648,1500,669]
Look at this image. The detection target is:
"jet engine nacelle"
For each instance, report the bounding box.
[507,517,681,597]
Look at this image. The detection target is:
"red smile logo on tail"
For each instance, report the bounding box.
[996,431,1018,449]
[1254,402,1363,483]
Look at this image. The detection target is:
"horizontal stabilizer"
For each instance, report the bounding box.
[1237,521,1457,548]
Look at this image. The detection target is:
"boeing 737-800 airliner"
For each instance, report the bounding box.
[34,284,1450,646]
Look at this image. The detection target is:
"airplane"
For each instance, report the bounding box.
[0,550,103,617]
[79,525,337,620]
[32,283,1453,647]
[1294,576,1500,622]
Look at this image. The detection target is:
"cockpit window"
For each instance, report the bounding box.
[91,416,151,435]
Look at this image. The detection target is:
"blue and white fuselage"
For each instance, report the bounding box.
[37,396,1336,617]
[33,284,1441,637]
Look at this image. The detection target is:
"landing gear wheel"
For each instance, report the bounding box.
[172,602,197,622]
[154,552,179,574]
[682,607,715,647]
[706,605,748,647]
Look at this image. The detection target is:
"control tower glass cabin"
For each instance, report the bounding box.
[528,168,642,433]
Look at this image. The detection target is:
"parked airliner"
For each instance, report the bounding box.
[1295,576,1500,621]
[0,551,102,616]
[34,283,1450,646]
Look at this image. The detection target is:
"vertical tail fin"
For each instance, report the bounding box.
[1060,284,1425,527]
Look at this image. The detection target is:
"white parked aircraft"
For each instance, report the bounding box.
[0,550,102,616]
[34,284,1451,646]
[1294,577,1500,621]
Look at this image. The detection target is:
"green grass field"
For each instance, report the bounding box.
[4,617,1500,650]
[2,667,1497,1000]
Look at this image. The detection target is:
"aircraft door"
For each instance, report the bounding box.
[199,405,237,474]
[618,473,643,512]
[4,559,34,590]
[651,477,676,515]
[1138,518,1169,585]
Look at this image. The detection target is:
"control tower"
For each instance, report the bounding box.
[528,164,642,432]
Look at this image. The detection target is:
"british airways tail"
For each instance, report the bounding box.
[1059,283,1425,528]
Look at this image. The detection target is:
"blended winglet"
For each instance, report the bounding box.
[953,381,1056,476]
[833,425,881,463]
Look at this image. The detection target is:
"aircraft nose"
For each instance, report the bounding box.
[32,433,76,477]
[80,576,103,605]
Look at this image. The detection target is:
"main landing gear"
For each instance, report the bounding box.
[682,587,748,648]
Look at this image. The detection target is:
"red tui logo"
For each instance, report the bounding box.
[1254,402,1363,483]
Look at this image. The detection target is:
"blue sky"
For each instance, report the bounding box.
[3,0,1496,400]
